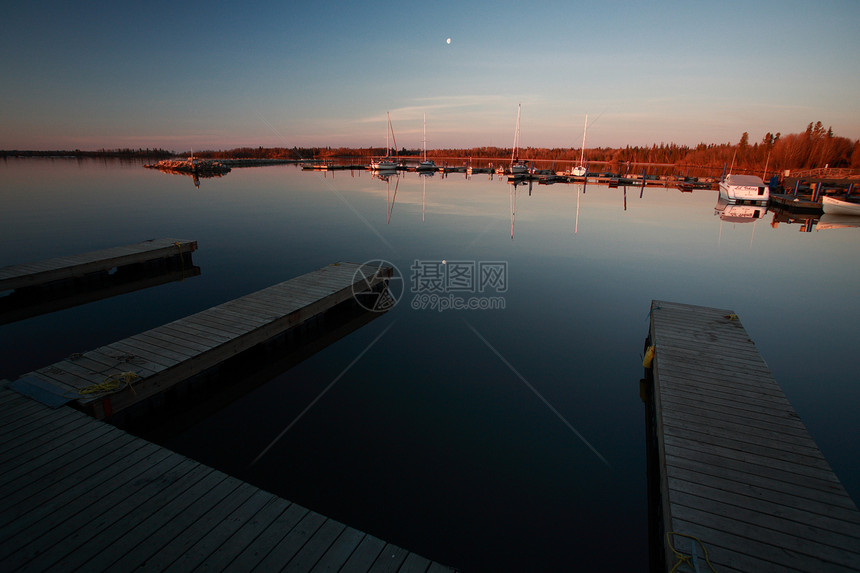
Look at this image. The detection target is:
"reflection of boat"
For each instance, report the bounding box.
[419,170,434,221]
[370,112,398,171]
[569,114,588,177]
[822,195,860,216]
[817,213,860,230]
[416,113,437,173]
[714,197,767,222]
[715,198,765,246]
[510,104,529,175]
[718,174,768,203]
[374,172,400,223]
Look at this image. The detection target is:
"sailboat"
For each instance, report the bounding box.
[370,112,398,171]
[509,104,529,176]
[416,113,437,172]
[570,114,588,177]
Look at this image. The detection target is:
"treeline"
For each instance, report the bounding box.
[0,148,173,159]
[5,122,858,171]
[189,146,424,160]
[431,122,860,172]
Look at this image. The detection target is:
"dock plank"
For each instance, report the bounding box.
[368,543,410,573]
[309,527,367,573]
[161,488,275,573]
[193,497,294,572]
[83,469,231,572]
[223,502,311,573]
[286,518,348,571]
[0,383,454,572]
[254,511,328,570]
[339,535,387,573]
[1,450,185,571]
[646,300,860,572]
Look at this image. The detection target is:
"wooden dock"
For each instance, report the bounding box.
[0,380,453,572]
[643,301,860,572]
[768,193,823,213]
[0,238,197,292]
[10,262,392,419]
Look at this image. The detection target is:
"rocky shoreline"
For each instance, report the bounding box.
[144,158,231,174]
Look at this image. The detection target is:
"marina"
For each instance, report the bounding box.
[643,301,860,572]
[1,158,858,571]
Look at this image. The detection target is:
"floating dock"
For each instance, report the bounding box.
[768,193,823,213]
[10,262,391,419]
[0,238,197,293]
[643,301,860,572]
[0,380,452,572]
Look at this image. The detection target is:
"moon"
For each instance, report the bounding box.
[446,38,451,45]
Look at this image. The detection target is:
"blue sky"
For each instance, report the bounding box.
[2,0,858,151]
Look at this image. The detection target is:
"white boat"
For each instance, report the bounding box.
[718,174,769,203]
[817,213,860,230]
[416,113,437,172]
[509,104,529,175]
[714,197,766,222]
[370,112,398,171]
[569,114,588,177]
[822,195,860,216]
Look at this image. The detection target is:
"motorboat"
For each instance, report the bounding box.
[718,174,769,203]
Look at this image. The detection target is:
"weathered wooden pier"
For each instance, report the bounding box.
[0,380,452,572]
[9,262,392,419]
[0,260,450,571]
[0,238,197,293]
[643,300,860,572]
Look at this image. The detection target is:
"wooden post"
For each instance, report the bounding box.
[811,182,822,202]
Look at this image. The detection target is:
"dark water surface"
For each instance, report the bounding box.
[1,158,858,571]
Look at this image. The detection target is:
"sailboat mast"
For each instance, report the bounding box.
[511,103,521,168]
[385,112,390,157]
[389,113,398,158]
[579,114,588,165]
[423,113,427,162]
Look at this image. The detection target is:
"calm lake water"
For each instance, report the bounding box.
[1,157,858,571]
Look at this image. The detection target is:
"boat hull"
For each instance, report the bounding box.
[822,196,860,216]
[370,159,398,171]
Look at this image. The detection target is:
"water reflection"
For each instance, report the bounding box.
[714,197,767,222]
[714,198,766,246]
[0,258,200,326]
[149,166,225,188]
[817,214,860,230]
[419,171,435,222]
[372,170,400,224]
